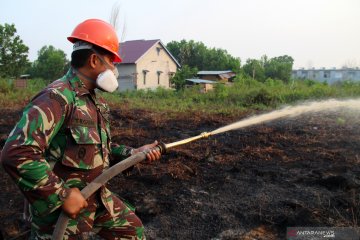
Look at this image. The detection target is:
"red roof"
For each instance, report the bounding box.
[119,39,160,64]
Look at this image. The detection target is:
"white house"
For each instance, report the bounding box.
[116,39,181,91]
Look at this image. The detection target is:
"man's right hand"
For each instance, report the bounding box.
[61,188,88,219]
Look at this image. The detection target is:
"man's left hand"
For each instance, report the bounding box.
[132,140,162,162]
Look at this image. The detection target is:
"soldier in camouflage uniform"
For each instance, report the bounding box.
[0,19,161,239]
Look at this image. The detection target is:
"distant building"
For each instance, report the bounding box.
[197,70,236,83]
[292,68,360,84]
[116,39,181,91]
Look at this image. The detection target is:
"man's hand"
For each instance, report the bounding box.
[61,188,88,219]
[132,140,162,162]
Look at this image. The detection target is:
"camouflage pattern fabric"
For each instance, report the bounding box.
[0,69,145,239]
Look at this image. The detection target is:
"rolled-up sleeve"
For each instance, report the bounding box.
[110,143,134,165]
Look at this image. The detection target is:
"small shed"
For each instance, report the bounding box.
[186,78,217,93]
[14,74,30,89]
[197,70,236,83]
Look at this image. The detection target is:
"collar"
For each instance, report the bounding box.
[66,68,106,108]
[66,68,92,97]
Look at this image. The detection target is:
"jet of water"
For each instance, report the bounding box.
[210,98,360,136]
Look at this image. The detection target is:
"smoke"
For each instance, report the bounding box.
[109,3,127,42]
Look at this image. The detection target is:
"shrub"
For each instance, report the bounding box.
[0,79,14,94]
[214,83,229,99]
[27,78,47,92]
[244,88,279,107]
[265,78,284,87]
[2,76,360,114]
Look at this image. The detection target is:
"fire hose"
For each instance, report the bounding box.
[52,132,211,240]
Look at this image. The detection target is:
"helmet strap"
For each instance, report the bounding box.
[91,48,114,70]
[72,68,96,86]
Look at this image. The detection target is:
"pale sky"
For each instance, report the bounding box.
[1,0,359,69]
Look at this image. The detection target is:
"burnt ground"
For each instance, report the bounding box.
[1,107,360,239]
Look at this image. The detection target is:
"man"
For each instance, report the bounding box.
[0,19,160,239]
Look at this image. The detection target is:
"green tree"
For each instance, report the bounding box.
[31,45,69,81]
[170,65,198,90]
[242,58,266,82]
[0,23,30,78]
[264,55,294,83]
[167,40,241,73]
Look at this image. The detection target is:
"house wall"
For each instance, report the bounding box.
[116,64,137,92]
[136,42,177,90]
[204,83,214,92]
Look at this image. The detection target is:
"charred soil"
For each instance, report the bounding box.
[1,108,360,239]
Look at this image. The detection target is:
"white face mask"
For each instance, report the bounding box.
[96,67,119,93]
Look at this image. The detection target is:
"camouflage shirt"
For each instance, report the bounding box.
[1,69,133,218]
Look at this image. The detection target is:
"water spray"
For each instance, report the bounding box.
[163,98,360,151]
[53,98,360,239]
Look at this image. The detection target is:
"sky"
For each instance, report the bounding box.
[1,0,360,69]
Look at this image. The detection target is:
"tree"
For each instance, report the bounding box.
[242,58,266,82]
[170,65,198,90]
[0,23,29,78]
[240,55,294,83]
[167,40,241,73]
[31,45,69,81]
[264,55,294,83]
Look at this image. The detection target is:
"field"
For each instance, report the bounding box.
[1,104,360,239]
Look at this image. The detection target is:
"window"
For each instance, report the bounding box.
[132,73,138,90]
[168,72,175,87]
[157,71,163,85]
[142,70,148,85]
[156,47,161,56]
[324,71,330,78]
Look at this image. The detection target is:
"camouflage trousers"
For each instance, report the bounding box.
[29,194,145,240]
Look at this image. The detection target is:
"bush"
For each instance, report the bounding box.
[214,83,229,99]
[0,79,14,94]
[265,78,284,87]
[244,88,279,107]
[303,79,317,87]
[27,78,47,92]
[2,76,360,114]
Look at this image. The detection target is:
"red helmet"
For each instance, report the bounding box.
[68,19,122,62]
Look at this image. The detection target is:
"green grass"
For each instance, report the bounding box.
[102,78,360,114]
[0,78,46,108]
[2,77,360,114]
